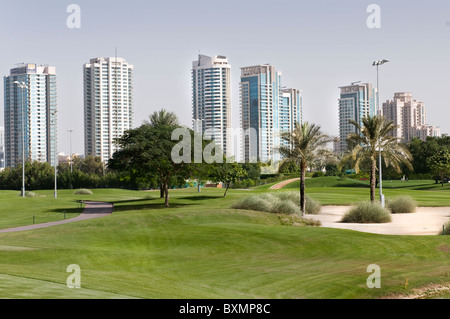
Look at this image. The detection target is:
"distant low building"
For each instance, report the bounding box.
[383,92,441,143]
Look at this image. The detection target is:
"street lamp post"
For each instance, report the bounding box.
[67,129,74,189]
[372,59,389,208]
[51,111,58,199]
[14,81,27,198]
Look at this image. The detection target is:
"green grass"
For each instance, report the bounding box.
[281,177,450,207]
[0,184,449,299]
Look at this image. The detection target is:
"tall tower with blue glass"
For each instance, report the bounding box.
[4,64,57,168]
[338,82,377,153]
[280,88,303,151]
[240,65,283,163]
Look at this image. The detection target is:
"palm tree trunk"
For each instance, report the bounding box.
[300,162,307,215]
[370,158,377,203]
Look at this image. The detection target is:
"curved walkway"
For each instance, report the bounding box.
[269,178,300,190]
[0,201,113,234]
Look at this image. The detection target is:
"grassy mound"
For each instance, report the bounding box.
[341,201,392,224]
[386,195,417,214]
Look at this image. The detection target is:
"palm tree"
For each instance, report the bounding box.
[279,122,333,215]
[344,115,413,203]
[146,109,179,127]
[146,109,180,198]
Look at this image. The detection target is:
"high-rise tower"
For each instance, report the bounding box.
[4,63,57,168]
[192,54,232,158]
[84,57,134,162]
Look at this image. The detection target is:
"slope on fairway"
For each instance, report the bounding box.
[0,188,450,299]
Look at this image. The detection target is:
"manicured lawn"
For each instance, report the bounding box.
[281,177,450,206]
[0,187,450,299]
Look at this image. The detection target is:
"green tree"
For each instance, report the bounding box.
[146,109,180,127]
[211,161,248,197]
[344,116,413,202]
[109,122,196,208]
[279,122,333,215]
[427,149,450,187]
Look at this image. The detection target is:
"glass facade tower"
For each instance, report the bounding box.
[4,64,57,168]
[240,65,302,163]
[338,83,377,153]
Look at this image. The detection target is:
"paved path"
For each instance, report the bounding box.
[305,206,450,236]
[0,201,113,234]
[269,178,300,190]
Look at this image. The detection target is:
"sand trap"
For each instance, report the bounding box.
[305,206,450,236]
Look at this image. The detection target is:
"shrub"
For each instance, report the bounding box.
[24,191,37,198]
[341,201,392,224]
[271,200,300,215]
[386,195,417,214]
[74,189,93,195]
[232,191,321,216]
[312,171,325,178]
[231,194,274,213]
[305,196,322,215]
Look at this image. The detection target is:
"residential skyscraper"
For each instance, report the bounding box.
[280,88,303,150]
[0,126,4,169]
[4,64,57,168]
[84,57,134,162]
[338,82,377,153]
[383,92,441,143]
[240,65,282,163]
[192,54,232,158]
[240,65,302,163]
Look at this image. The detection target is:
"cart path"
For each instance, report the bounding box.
[269,178,300,190]
[0,201,113,234]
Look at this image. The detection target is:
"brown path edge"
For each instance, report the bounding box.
[269,178,300,190]
[0,201,113,234]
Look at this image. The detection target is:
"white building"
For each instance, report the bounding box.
[383,92,441,143]
[84,57,134,162]
[192,54,232,158]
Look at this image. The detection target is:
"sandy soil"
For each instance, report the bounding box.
[305,206,450,236]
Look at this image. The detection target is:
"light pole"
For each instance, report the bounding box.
[372,59,389,208]
[51,111,58,199]
[67,129,74,189]
[14,81,27,197]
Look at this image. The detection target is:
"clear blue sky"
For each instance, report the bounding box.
[1,0,450,155]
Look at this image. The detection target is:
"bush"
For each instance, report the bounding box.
[341,201,392,224]
[312,171,325,178]
[74,189,93,195]
[232,194,274,213]
[232,191,322,216]
[386,195,417,214]
[24,191,37,198]
[306,196,322,215]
